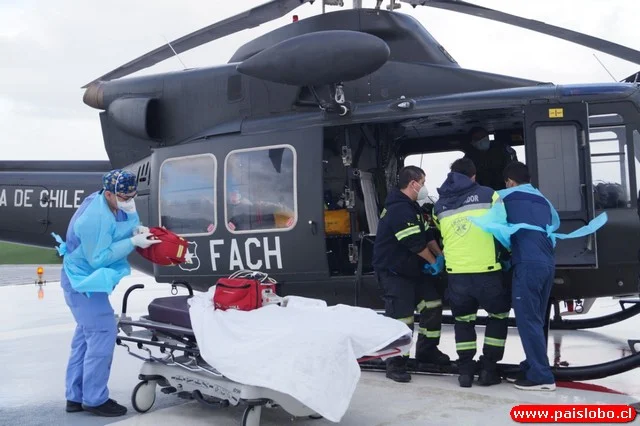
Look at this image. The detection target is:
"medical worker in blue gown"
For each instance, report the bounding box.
[469,161,607,392]
[52,169,160,417]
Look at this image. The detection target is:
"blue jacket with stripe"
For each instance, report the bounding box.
[372,188,434,277]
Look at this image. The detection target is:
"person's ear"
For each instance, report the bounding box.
[471,174,476,182]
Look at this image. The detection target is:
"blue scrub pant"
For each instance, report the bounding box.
[512,262,555,385]
[63,279,117,407]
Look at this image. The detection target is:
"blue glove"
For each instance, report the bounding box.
[500,259,512,271]
[435,254,445,272]
[423,258,443,276]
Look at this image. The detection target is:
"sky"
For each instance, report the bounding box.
[1,0,639,177]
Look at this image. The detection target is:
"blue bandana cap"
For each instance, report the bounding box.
[102,169,137,195]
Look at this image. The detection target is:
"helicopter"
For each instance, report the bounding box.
[1,0,640,339]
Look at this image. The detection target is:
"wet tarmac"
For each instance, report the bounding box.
[1,268,639,425]
[0,264,62,286]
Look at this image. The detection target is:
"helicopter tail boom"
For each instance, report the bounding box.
[0,160,111,250]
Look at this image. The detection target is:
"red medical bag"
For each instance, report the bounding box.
[135,227,189,266]
[213,271,279,311]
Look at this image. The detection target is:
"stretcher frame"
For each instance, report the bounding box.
[116,283,412,426]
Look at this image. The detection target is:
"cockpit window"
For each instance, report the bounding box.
[159,153,217,236]
[225,145,297,233]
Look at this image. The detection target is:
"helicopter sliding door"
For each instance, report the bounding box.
[523,103,597,268]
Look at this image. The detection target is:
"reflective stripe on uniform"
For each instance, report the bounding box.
[484,336,506,347]
[419,327,441,338]
[433,191,502,274]
[488,312,509,319]
[456,341,477,351]
[397,316,414,325]
[395,225,421,241]
[435,203,493,220]
[455,313,477,322]
[417,299,442,312]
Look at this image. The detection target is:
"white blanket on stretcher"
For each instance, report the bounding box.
[188,289,411,423]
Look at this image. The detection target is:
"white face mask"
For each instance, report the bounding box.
[417,186,429,201]
[472,136,491,151]
[117,198,136,213]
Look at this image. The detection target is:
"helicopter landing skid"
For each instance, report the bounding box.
[359,338,640,382]
[437,299,640,331]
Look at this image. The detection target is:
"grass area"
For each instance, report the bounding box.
[0,242,62,265]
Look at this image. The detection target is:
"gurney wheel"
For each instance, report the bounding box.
[132,380,156,413]
[242,405,262,426]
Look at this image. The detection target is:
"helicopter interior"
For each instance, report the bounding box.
[318,105,640,278]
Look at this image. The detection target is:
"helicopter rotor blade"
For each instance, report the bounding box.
[81,0,314,88]
[401,0,640,66]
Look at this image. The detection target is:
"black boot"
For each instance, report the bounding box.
[416,347,451,366]
[478,369,502,386]
[81,399,127,417]
[385,356,411,383]
[457,359,476,388]
[458,374,473,388]
[478,356,501,386]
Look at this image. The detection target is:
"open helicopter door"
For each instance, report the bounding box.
[523,103,598,268]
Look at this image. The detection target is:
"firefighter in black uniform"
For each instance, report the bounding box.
[373,166,451,383]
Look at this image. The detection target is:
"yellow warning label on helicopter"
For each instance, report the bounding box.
[548,108,564,118]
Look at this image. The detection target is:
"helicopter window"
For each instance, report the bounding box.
[225,145,297,233]
[589,127,631,209]
[404,150,465,200]
[158,153,217,236]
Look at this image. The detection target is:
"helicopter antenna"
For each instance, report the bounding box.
[592,53,617,82]
[163,35,187,70]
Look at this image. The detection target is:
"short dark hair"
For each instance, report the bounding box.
[503,161,530,184]
[450,158,476,178]
[468,126,488,141]
[398,166,425,189]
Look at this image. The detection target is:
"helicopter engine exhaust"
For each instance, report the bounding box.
[107,97,162,140]
[236,30,390,86]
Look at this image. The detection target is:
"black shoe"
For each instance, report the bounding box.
[416,348,451,366]
[478,369,501,386]
[82,399,127,417]
[385,357,412,383]
[514,379,556,391]
[65,400,83,413]
[458,374,473,388]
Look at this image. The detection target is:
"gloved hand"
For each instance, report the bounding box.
[435,254,445,272]
[133,225,150,236]
[423,259,443,276]
[131,232,161,249]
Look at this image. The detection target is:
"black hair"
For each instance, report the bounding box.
[450,158,476,178]
[398,166,425,189]
[503,161,531,184]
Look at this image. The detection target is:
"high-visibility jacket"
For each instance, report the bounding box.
[372,188,434,277]
[433,172,502,274]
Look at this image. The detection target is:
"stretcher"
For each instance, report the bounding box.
[115,282,412,426]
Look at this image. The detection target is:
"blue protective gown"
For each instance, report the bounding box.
[52,191,139,407]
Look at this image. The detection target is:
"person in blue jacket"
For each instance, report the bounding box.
[53,169,160,416]
[501,162,557,391]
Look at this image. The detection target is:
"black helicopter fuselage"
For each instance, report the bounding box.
[1,8,640,311]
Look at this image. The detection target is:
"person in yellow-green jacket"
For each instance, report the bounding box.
[433,158,511,388]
